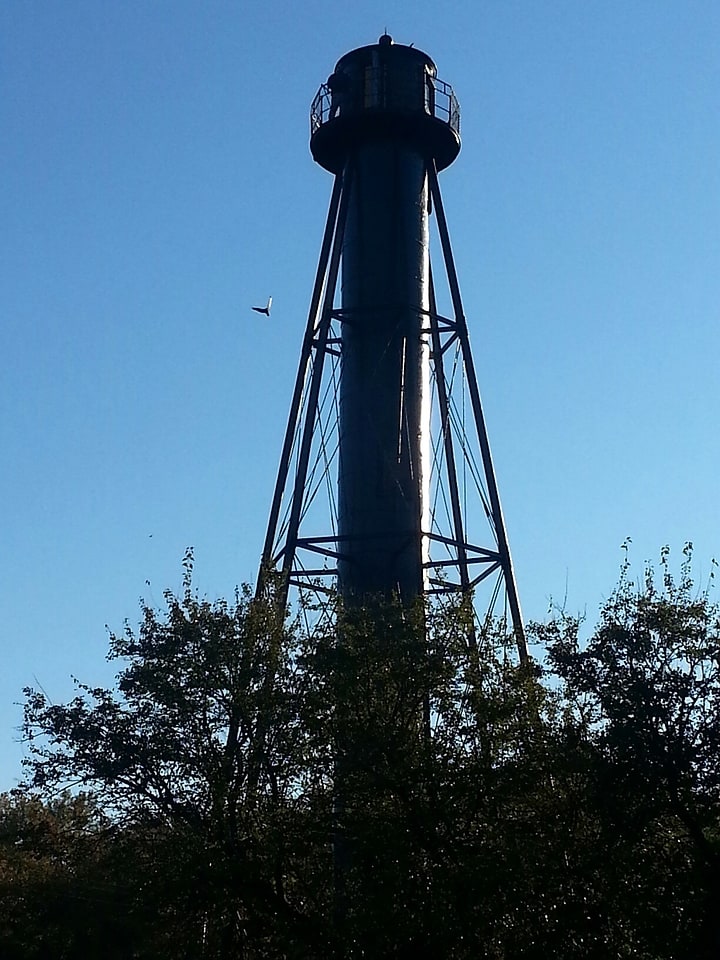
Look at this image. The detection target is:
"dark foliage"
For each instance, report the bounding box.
[538,545,720,958]
[6,547,720,958]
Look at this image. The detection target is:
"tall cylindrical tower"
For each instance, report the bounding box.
[311,36,460,603]
[259,35,526,660]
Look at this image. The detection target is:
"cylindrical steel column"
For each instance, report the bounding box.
[338,141,430,600]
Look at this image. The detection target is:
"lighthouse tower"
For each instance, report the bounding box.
[258,35,527,661]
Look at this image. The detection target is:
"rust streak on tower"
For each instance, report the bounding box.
[258,35,527,661]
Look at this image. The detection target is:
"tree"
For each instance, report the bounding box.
[21,556,333,958]
[539,545,720,958]
[300,598,558,959]
[0,791,152,959]
[18,547,720,958]
[20,569,554,958]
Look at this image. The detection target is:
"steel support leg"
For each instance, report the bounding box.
[256,170,349,603]
[427,163,528,662]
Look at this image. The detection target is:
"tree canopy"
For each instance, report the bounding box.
[5,547,720,958]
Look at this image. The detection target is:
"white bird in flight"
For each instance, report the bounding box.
[252,296,272,316]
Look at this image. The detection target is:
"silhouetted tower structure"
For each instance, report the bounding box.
[259,35,527,661]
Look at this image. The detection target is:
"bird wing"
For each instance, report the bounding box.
[251,296,272,315]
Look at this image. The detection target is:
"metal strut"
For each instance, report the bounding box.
[427,265,477,647]
[257,167,351,606]
[427,161,528,662]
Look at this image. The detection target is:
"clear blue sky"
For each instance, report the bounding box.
[2,0,718,788]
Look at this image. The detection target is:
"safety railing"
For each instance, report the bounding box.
[311,71,460,138]
[432,78,461,133]
[310,84,332,134]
